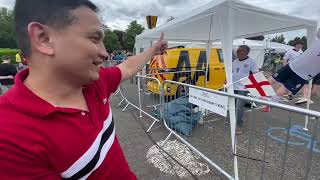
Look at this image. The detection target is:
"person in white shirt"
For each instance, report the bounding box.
[295,36,319,105]
[280,41,304,100]
[232,45,259,135]
[270,39,320,101]
[283,41,304,66]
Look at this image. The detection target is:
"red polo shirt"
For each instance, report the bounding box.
[0,67,136,180]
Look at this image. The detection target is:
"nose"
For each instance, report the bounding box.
[98,42,108,60]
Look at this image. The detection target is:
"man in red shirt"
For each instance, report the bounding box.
[0,0,167,179]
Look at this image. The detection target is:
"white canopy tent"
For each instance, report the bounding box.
[135,0,317,179]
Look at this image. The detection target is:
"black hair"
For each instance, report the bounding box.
[294,40,304,46]
[238,45,251,54]
[2,55,10,61]
[14,0,98,57]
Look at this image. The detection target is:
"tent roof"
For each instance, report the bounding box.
[136,0,317,43]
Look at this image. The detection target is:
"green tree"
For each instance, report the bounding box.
[0,8,17,48]
[113,30,125,50]
[288,36,307,51]
[103,28,121,53]
[123,20,145,52]
[270,34,285,44]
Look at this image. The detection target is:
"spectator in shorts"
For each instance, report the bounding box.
[0,55,17,94]
[281,41,304,100]
[270,39,320,102]
[232,45,259,135]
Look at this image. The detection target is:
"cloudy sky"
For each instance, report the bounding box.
[1,0,319,41]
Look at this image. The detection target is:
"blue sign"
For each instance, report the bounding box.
[268,125,320,153]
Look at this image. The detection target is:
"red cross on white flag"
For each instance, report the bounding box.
[239,72,276,97]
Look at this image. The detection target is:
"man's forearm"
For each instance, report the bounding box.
[118,47,156,81]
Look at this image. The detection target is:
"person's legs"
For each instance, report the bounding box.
[295,85,310,104]
[276,85,290,97]
[312,84,319,96]
[271,65,306,103]
[296,75,320,104]
[235,91,248,134]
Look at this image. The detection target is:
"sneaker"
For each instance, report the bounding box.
[287,95,293,100]
[295,98,314,105]
[236,127,243,135]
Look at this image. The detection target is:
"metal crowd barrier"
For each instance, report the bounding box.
[120,75,162,132]
[159,80,320,180]
[147,69,206,87]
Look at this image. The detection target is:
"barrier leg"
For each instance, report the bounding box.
[304,80,313,131]
[146,120,157,133]
[122,101,131,112]
[137,77,142,118]
[161,132,173,146]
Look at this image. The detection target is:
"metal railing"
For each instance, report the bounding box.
[120,75,162,132]
[160,80,320,180]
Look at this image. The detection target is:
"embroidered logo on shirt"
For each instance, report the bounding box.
[273,73,278,78]
[296,84,302,89]
[244,64,249,68]
[103,98,108,105]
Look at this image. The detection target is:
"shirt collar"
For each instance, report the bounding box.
[238,56,249,61]
[6,69,59,118]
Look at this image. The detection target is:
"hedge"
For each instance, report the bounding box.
[0,48,19,64]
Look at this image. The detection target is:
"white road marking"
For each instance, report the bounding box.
[146,140,210,178]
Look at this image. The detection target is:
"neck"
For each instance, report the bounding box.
[24,66,84,108]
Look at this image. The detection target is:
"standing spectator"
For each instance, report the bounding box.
[15,50,22,63]
[283,41,304,66]
[281,41,304,100]
[0,55,17,94]
[232,45,259,135]
[115,52,123,60]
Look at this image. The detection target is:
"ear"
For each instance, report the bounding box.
[27,22,54,56]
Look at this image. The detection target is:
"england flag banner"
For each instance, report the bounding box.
[239,72,276,97]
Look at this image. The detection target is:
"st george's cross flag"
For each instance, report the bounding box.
[239,72,276,97]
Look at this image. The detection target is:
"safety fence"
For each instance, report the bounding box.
[114,75,162,132]
[159,80,320,180]
[106,62,320,179]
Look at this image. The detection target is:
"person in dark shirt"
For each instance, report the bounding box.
[0,55,17,94]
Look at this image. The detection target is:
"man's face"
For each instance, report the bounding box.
[295,43,303,51]
[236,47,248,60]
[50,7,107,85]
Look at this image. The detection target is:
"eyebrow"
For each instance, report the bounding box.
[89,30,105,39]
